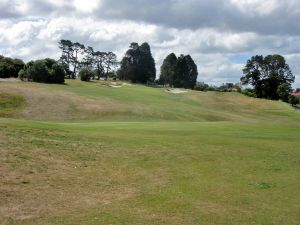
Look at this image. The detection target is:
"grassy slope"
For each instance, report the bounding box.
[0,92,25,117]
[0,80,300,225]
[0,80,299,123]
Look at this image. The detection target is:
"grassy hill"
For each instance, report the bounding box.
[1,80,300,225]
[0,79,299,123]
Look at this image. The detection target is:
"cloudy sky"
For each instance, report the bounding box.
[1,0,300,86]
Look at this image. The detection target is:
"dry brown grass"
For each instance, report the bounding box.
[1,80,298,124]
[0,82,149,121]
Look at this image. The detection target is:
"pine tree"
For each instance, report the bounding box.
[118,42,156,83]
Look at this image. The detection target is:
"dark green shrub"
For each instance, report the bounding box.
[79,67,93,81]
[18,69,27,81]
[27,60,50,82]
[288,95,300,106]
[195,82,209,91]
[50,63,65,84]
[0,55,24,78]
[21,59,65,84]
[242,88,256,98]
[277,83,292,102]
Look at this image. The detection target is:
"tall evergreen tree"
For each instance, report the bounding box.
[58,39,73,78]
[139,42,156,83]
[104,52,117,79]
[118,43,138,81]
[71,42,85,78]
[118,42,156,83]
[183,55,198,89]
[160,53,198,89]
[160,53,177,87]
[173,55,188,88]
[94,51,106,80]
[82,46,95,68]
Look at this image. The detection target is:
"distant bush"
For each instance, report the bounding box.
[105,72,117,80]
[195,82,209,91]
[18,69,27,81]
[242,88,256,98]
[27,60,50,82]
[195,82,242,92]
[20,58,65,84]
[50,63,65,84]
[206,86,219,91]
[218,83,242,92]
[277,83,292,102]
[0,55,24,78]
[146,80,161,88]
[288,95,300,106]
[79,67,93,81]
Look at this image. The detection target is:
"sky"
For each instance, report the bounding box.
[0,0,300,87]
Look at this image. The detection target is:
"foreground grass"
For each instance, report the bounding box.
[0,80,300,224]
[1,119,300,225]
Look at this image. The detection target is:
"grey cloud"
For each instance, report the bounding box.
[2,0,300,36]
[0,0,299,87]
[0,0,22,18]
[97,0,300,35]
[0,0,75,19]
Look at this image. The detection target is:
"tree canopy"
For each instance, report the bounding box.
[19,58,65,84]
[58,40,117,80]
[0,55,24,78]
[160,53,177,87]
[79,67,94,82]
[241,55,294,100]
[118,42,156,83]
[2,41,299,107]
[160,53,198,89]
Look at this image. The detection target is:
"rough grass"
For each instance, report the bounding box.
[0,80,299,123]
[0,80,300,225]
[0,92,25,117]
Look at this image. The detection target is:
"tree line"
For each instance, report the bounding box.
[18,58,65,84]
[0,55,24,78]
[0,41,299,105]
[0,41,199,89]
[69,41,199,88]
[159,53,198,89]
[58,40,117,80]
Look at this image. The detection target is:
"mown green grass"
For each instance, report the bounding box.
[35,80,300,123]
[0,80,300,224]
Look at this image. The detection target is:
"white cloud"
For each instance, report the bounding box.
[73,0,101,13]
[230,0,280,16]
[38,18,71,41]
[0,0,299,87]
[0,19,46,45]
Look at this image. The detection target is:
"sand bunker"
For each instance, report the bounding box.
[165,89,188,94]
[0,78,20,82]
[122,83,132,86]
[109,82,132,88]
